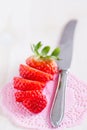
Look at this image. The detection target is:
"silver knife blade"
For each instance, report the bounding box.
[58,20,77,70]
[50,20,77,127]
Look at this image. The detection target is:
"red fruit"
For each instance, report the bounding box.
[15,90,42,102]
[13,77,45,91]
[23,94,47,113]
[19,64,53,82]
[14,42,60,114]
[26,56,58,75]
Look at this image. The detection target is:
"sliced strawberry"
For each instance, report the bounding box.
[19,64,53,82]
[14,42,60,114]
[13,77,45,91]
[15,90,42,102]
[26,56,58,74]
[23,94,47,113]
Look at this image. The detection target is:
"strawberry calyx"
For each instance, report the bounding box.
[31,41,60,60]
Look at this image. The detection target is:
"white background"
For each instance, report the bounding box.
[0,0,87,130]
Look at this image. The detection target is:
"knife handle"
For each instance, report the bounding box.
[50,70,68,127]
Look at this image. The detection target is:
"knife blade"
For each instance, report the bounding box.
[50,20,77,127]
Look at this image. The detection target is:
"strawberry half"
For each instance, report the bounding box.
[23,94,47,113]
[13,77,45,91]
[19,64,53,82]
[15,90,42,102]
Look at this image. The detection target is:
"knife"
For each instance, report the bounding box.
[50,20,77,127]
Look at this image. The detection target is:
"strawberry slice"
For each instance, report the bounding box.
[19,64,53,82]
[26,56,58,74]
[15,90,42,102]
[23,94,47,113]
[13,77,45,91]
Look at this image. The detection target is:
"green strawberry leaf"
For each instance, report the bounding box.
[41,46,50,56]
[51,55,61,60]
[31,44,35,51]
[32,42,42,56]
[35,41,42,50]
[51,47,60,57]
[31,44,38,55]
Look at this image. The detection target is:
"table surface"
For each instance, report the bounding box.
[0,0,87,130]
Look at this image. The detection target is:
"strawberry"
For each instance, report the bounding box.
[26,42,60,75]
[13,77,45,91]
[14,42,60,114]
[19,64,53,82]
[15,90,42,102]
[22,94,47,113]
